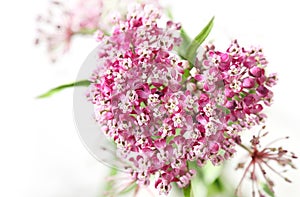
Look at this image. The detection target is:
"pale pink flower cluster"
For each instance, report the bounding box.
[86,4,278,195]
[35,0,104,62]
[35,0,162,62]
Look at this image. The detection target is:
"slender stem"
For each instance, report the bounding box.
[237,143,252,153]
[264,136,289,148]
[257,162,274,193]
[133,185,140,197]
[262,160,291,182]
[235,160,253,196]
[251,163,255,197]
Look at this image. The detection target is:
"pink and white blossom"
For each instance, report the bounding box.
[87,5,281,196]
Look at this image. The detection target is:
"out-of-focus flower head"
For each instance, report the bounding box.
[35,0,104,62]
[35,0,162,62]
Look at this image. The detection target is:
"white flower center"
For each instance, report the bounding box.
[172,113,184,127]
[148,94,159,105]
[205,121,218,136]
[137,113,150,126]
[230,79,242,92]
[127,90,138,101]
[203,103,214,117]
[165,97,179,113]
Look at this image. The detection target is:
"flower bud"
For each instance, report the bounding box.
[242,77,255,88]
[249,66,262,77]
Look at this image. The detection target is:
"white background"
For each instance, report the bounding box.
[0,0,299,196]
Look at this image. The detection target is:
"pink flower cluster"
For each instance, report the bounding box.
[190,40,277,137]
[87,5,277,195]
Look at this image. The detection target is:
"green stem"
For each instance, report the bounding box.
[75,28,110,36]
[183,184,193,197]
[237,142,252,153]
[76,28,98,35]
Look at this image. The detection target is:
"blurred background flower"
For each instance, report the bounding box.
[35,0,162,62]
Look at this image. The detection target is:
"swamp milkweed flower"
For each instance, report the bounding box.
[35,1,297,196]
[85,3,286,195]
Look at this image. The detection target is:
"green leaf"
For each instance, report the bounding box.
[178,28,192,58]
[140,101,146,108]
[233,95,241,101]
[129,114,137,118]
[217,104,231,115]
[227,121,234,126]
[186,16,215,63]
[248,89,256,94]
[182,68,191,82]
[149,85,156,89]
[151,136,161,140]
[239,92,246,98]
[175,128,182,135]
[166,136,175,144]
[202,162,223,185]
[224,108,231,115]
[262,183,275,197]
[37,80,90,98]
[207,177,225,196]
